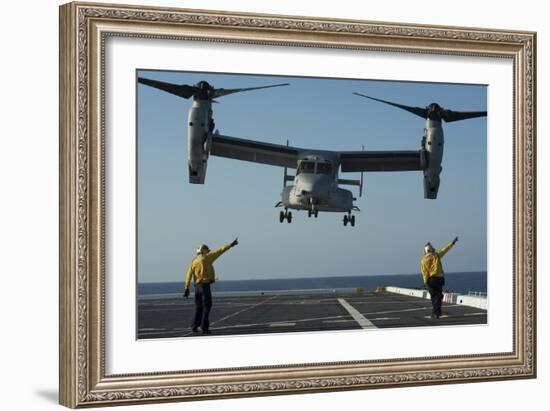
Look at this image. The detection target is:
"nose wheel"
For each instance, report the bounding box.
[279,209,292,223]
[343,214,355,227]
[307,210,319,218]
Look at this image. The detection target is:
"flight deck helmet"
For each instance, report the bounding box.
[424,242,435,255]
[196,244,211,255]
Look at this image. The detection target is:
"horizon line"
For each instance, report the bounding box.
[138,270,487,284]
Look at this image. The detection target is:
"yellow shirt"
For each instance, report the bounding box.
[421,242,455,284]
[185,244,232,288]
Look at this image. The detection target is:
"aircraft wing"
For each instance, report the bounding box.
[339,150,424,172]
[211,134,299,168]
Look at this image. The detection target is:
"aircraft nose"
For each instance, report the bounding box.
[299,177,329,199]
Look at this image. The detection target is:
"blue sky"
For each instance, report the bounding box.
[137,70,487,283]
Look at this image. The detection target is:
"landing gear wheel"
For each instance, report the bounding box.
[343,215,349,226]
[287,211,293,223]
[279,211,285,223]
[350,215,355,227]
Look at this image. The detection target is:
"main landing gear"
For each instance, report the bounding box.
[343,213,356,227]
[279,209,292,223]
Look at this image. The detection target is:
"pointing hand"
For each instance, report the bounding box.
[231,237,239,247]
[452,236,459,245]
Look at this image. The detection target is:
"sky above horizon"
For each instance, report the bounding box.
[137,70,487,283]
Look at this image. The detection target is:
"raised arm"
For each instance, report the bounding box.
[207,238,238,263]
[438,237,458,258]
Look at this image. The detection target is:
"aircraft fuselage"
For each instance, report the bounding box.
[280,155,356,213]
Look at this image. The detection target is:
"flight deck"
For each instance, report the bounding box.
[138,291,487,339]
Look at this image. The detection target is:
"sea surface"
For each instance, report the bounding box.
[138,271,486,299]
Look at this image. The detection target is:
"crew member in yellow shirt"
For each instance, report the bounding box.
[421,237,458,319]
[184,238,238,334]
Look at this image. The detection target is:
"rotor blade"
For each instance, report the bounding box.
[353,92,428,119]
[138,77,196,99]
[212,83,290,98]
[441,110,487,122]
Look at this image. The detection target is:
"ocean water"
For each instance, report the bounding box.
[138,271,486,299]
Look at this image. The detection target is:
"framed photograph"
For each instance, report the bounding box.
[59,1,536,408]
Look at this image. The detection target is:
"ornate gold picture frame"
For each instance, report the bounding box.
[59,2,536,408]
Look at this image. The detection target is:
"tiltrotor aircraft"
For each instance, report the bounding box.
[138,77,487,227]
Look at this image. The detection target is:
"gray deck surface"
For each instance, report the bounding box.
[138,292,487,339]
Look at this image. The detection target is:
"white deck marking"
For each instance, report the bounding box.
[337,298,377,329]
[180,296,278,337]
[368,307,428,315]
[323,319,357,324]
[211,296,278,325]
[269,323,296,327]
[209,315,350,331]
[369,317,399,321]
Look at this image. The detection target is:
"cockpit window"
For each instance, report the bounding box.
[297,161,315,174]
[316,162,332,175]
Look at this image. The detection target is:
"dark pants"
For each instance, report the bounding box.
[192,283,213,332]
[426,276,445,317]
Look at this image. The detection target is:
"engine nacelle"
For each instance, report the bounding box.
[187,100,213,184]
[423,172,440,199]
[187,134,211,184]
[422,120,444,199]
